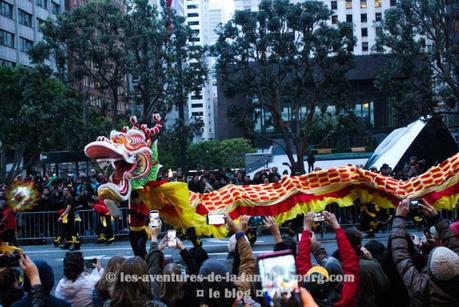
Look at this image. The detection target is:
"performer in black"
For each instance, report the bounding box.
[54,187,80,250]
[128,191,150,259]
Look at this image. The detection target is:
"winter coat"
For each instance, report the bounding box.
[357,258,390,307]
[11,293,70,307]
[296,228,360,307]
[55,269,103,307]
[391,215,459,307]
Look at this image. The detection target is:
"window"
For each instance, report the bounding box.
[18,10,33,28]
[0,30,14,48]
[192,112,203,116]
[361,28,368,37]
[346,14,353,22]
[37,18,45,32]
[192,103,203,108]
[331,15,338,24]
[375,12,382,22]
[375,0,382,8]
[19,37,33,52]
[360,0,367,8]
[331,1,337,10]
[52,2,60,15]
[187,4,198,9]
[187,12,199,17]
[191,94,203,100]
[361,13,367,23]
[192,29,199,34]
[0,58,15,67]
[390,0,397,6]
[188,21,199,26]
[362,42,369,52]
[36,0,47,9]
[190,37,200,42]
[346,0,352,9]
[0,1,13,19]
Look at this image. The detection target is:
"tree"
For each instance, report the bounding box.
[214,0,356,174]
[375,0,459,124]
[0,66,106,183]
[187,138,256,170]
[30,0,128,128]
[124,0,207,123]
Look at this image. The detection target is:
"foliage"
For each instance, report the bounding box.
[214,0,356,174]
[0,66,108,183]
[375,0,459,124]
[158,119,202,170]
[187,138,256,170]
[124,0,207,124]
[30,0,128,128]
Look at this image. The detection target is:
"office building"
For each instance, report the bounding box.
[0,0,64,67]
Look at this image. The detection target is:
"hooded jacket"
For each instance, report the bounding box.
[296,228,360,307]
[391,215,459,307]
[55,269,103,307]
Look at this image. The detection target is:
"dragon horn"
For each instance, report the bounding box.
[147,114,163,136]
[130,116,138,128]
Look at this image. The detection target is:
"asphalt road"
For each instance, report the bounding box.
[19,230,414,284]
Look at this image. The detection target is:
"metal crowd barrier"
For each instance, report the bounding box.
[16,208,174,241]
[14,205,457,241]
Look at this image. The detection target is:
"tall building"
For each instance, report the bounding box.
[217,0,401,144]
[184,0,232,141]
[0,0,64,67]
[234,0,397,56]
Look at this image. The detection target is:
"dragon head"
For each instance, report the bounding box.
[84,114,163,202]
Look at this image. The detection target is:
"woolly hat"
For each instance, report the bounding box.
[23,260,54,294]
[428,246,459,281]
[303,265,330,300]
[199,259,229,277]
[450,221,459,241]
[227,234,237,253]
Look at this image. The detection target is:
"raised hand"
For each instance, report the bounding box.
[418,202,438,217]
[263,216,282,243]
[396,199,410,218]
[303,212,315,231]
[240,215,250,233]
[322,211,340,230]
[224,214,241,234]
[19,253,40,286]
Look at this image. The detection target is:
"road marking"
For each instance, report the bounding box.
[22,243,243,254]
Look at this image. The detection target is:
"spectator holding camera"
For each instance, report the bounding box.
[55,252,103,306]
[391,199,459,306]
[296,211,360,306]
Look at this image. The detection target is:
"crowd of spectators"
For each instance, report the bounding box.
[0,201,458,307]
[185,167,286,193]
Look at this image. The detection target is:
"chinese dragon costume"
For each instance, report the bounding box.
[82,114,459,238]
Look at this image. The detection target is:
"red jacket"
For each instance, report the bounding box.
[93,199,110,216]
[1,207,16,230]
[296,228,360,307]
[129,201,149,227]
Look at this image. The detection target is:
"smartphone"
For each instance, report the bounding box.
[410,200,419,209]
[149,210,160,227]
[257,250,299,302]
[249,216,264,227]
[167,229,177,247]
[207,213,225,225]
[84,258,96,269]
[313,212,324,222]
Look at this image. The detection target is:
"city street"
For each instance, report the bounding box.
[20,230,420,283]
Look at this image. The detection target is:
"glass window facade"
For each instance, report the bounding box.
[0,1,13,19]
[18,9,33,27]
